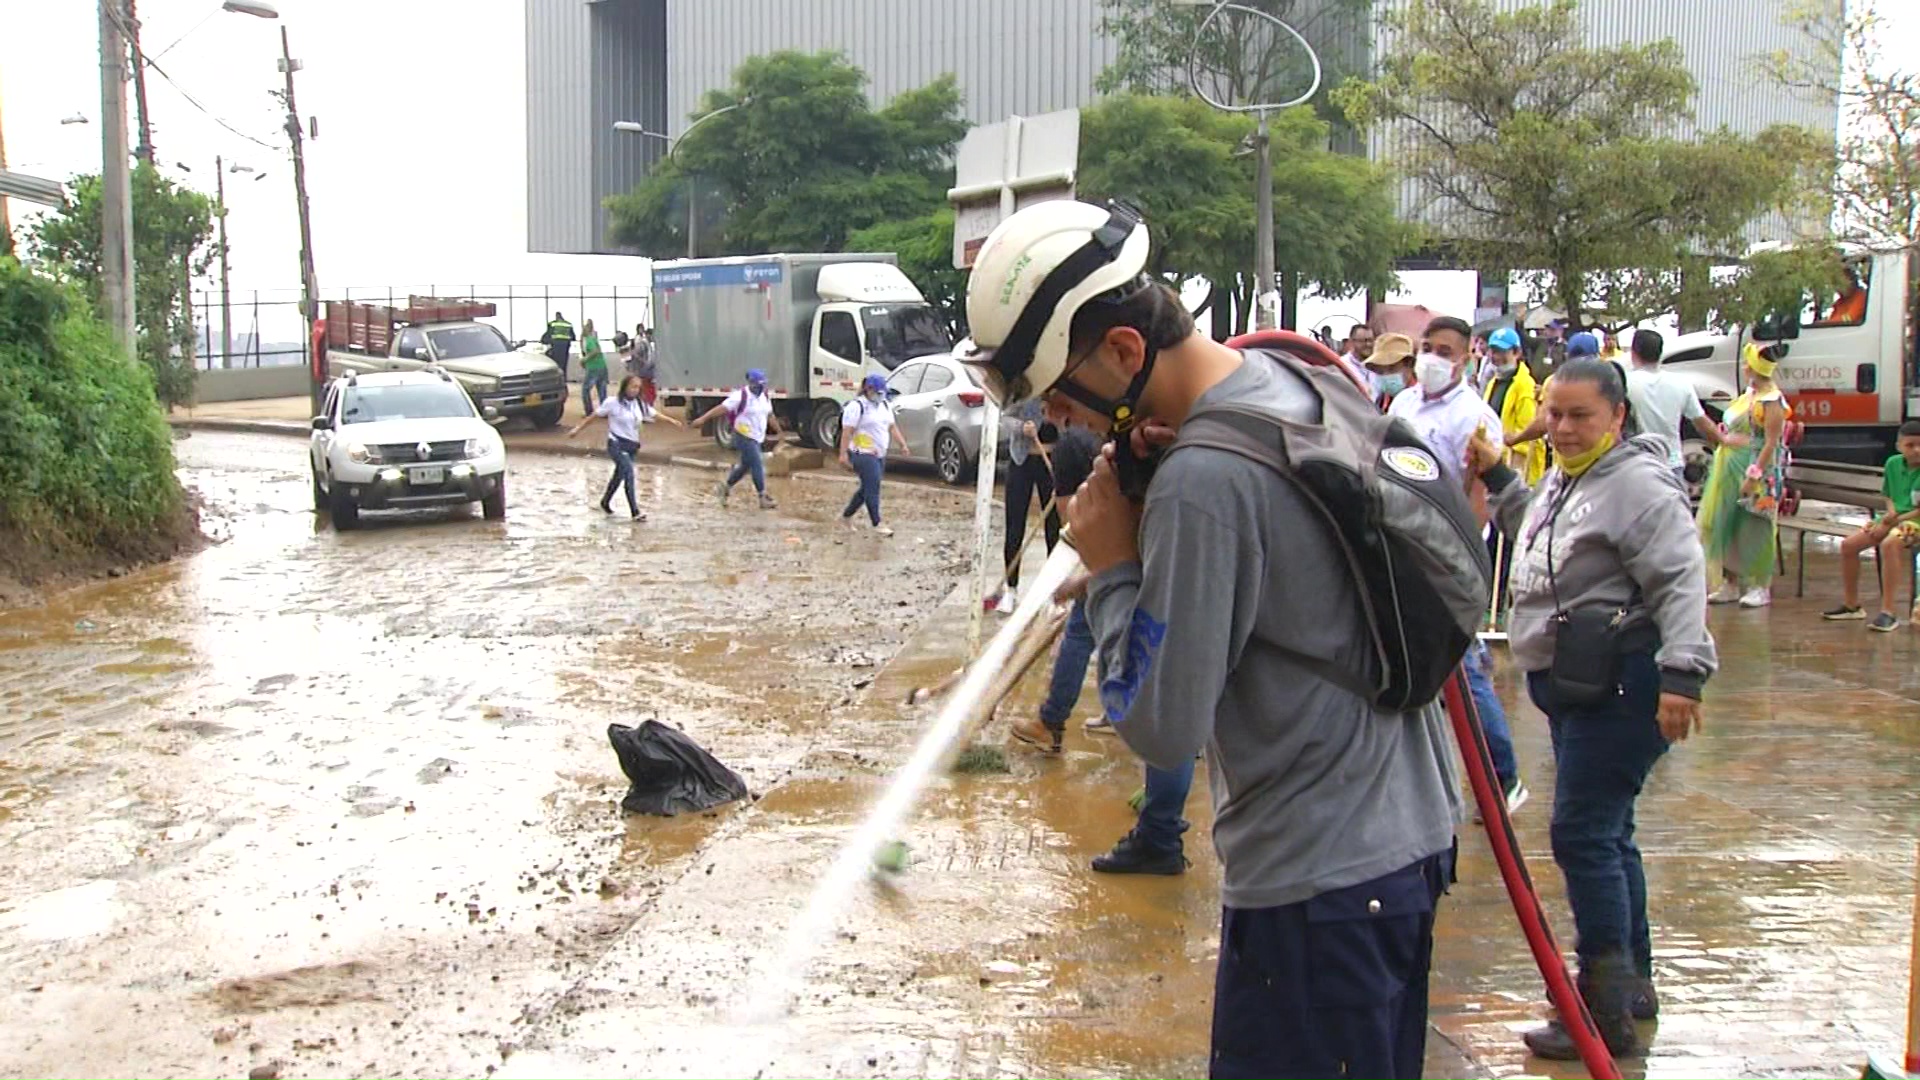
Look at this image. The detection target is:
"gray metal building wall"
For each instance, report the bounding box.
[527,0,1839,254]
[525,0,594,253]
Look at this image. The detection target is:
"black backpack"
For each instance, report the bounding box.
[1166,349,1492,711]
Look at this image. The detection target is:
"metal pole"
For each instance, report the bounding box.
[99,0,137,357]
[217,154,233,369]
[965,403,1002,659]
[687,182,697,259]
[1253,109,1277,332]
[280,25,320,415]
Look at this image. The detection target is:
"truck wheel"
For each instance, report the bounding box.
[935,429,972,486]
[710,418,734,450]
[533,404,565,430]
[482,476,507,520]
[329,488,360,531]
[810,401,842,454]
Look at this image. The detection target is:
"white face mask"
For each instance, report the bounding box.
[1415,352,1457,392]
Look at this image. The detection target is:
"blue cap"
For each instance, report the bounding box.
[1566,332,1600,358]
[1488,327,1522,351]
[861,374,887,393]
[746,368,768,385]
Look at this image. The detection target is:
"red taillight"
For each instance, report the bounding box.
[958,390,985,407]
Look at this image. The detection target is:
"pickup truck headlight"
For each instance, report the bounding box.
[461,438,484,459]
[347,442,381,464]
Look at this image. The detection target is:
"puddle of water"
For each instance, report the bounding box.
[744,544,1082,1027]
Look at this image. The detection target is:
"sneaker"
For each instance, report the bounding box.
[1708,584,1742,605]
[598,500,613,514]
[631,510,648,523]
[1504,778,1531,815]
[994,589,1017,614]
[1010,715,1061,754]
[1738,586,1772,608]
[1090,831,1187,876]
[716,480,731,507]
[1822,604,1866,621]
[1870,611,1900,633]
[758,492,778,510]
[1084,716,1117,736]
[875,525,894,537]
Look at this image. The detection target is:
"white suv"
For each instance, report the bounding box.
[310,369,508,529]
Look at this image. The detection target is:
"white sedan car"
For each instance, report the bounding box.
[309,369,508,529]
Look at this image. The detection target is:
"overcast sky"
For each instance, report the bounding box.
[5,0,1916,336]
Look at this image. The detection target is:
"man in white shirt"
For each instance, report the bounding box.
[1389,315,1528,813]
[1623,329,1721,481]
[1337,324,1376,392]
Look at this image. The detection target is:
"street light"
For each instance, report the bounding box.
[61,113,90,125]
[613,101,744,259]
[221,0,279,16]
[1182,1,1322,331]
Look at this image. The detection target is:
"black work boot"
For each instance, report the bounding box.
[1090,831,1187,876]
[1525,953,1641,1060]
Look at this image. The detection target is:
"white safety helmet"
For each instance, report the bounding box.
[963,199,1151,408]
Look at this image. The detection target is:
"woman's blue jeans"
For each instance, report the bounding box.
[726,433,766,493]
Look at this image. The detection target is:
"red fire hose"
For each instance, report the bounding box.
[1444,670,1620,1079]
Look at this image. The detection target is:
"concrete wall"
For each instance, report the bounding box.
[192,365,312,404]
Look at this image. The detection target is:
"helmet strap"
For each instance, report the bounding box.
[1052,343,1158,433]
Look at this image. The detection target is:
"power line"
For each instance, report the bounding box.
[105,1,281,154]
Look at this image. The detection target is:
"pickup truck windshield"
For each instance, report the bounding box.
[342,384,474,423]
[427,325,511,360]
[860,304,952,368]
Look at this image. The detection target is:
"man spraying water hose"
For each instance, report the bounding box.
[961,199,1463,1079]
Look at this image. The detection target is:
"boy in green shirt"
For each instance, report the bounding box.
[1825,420,1920,630]
[580,319,609,414]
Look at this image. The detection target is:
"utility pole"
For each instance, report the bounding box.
[216,155,233,369]
[0,80,13,255]
[1253,110,1276,331]
[279,26,320,415]
[99,0,138,357]
[127,0,154,164]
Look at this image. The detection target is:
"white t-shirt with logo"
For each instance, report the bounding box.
[723,387,774,442]
[840,396,894,456]
[1388,380,1504,482]
[595,395,647,443]
[1624,366,1706,471]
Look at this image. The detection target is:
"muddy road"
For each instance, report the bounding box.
[0,433,974,1078]
[4,429,1917,1080]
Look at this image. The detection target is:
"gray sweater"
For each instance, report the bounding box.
[1485,434,1718,698]
[1085,356,1459,910]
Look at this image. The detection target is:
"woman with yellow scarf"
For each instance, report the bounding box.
[1697,343,1791,607]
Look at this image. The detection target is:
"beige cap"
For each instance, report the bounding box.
[1365,332,1415,369]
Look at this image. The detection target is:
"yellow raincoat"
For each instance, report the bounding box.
[1486,363,1547,485]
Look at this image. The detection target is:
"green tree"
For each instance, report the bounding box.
[1763,0,1918,252]
[848,209,966,337]
[1077,93,1407,333]
[29,163,215,407]
[606,51,968,257]
[1335,0,1828,328]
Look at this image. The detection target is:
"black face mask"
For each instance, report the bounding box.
[1051,343,1161,501]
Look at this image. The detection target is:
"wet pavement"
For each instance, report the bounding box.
[1,433,1915,1078]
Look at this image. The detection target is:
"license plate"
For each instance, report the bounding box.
[409,466,445,485]
[523,393,543,405]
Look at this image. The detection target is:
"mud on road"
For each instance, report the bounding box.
[0,432,975,1078]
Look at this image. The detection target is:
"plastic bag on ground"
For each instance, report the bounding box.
[608,720,749,816]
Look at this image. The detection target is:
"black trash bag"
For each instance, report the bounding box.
[607,721,749,816]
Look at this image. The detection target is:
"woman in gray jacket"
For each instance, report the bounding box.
[1467,358,1715,1063]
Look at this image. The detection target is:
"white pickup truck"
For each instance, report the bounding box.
[324,297,568,428]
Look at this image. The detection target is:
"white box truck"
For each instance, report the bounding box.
[650,253,955,448]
